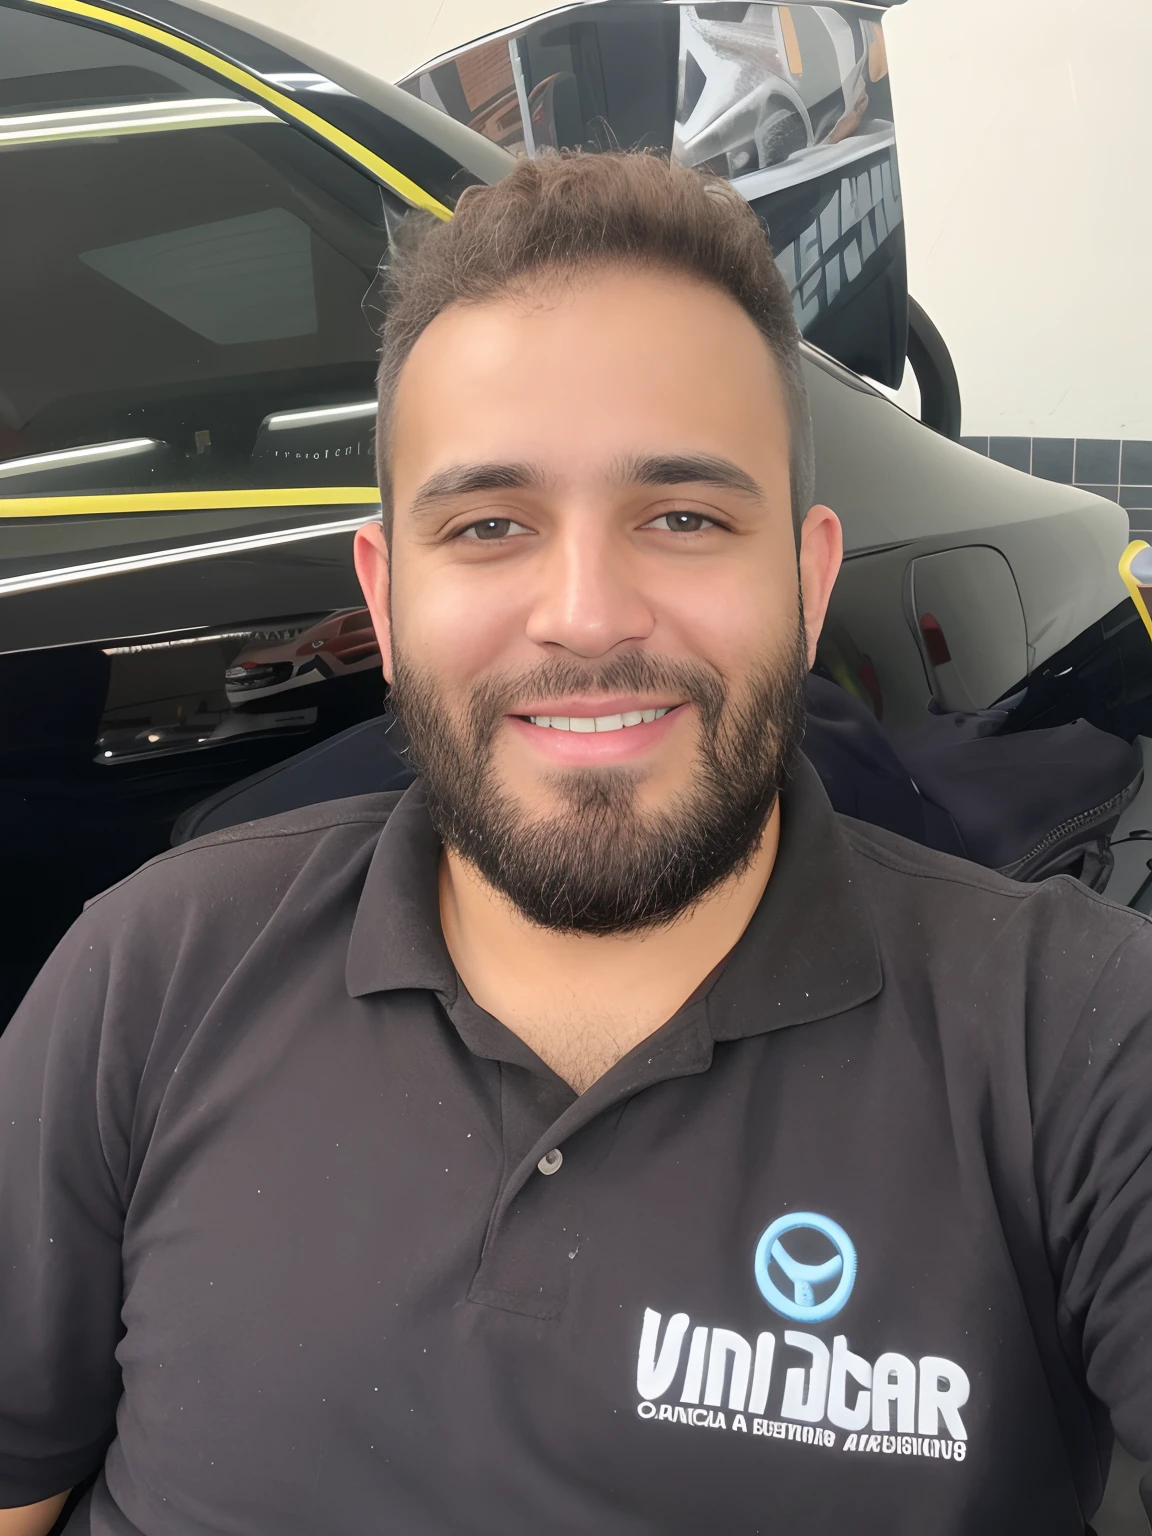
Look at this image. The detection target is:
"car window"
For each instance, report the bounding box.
[401,2,905,387]
[0,8,401,509]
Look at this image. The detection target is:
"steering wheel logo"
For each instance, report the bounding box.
[754,1212,857,1323]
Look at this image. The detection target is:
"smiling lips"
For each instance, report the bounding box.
[507,701,685,762]
[526,707,674,733]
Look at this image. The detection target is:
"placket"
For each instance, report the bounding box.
[463,998,715,1322]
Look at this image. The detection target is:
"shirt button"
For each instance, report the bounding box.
[537,1148,563,1176]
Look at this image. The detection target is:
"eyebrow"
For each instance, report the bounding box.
[613,452,765,502]
[408,462,550,521]
[405,451,765,522]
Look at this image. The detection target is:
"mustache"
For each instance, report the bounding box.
[459,652,727,744]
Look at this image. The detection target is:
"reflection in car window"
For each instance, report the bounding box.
[402,8,680,161]
[401,2,905,386]
[95,607,382,764]
[0,9,402,502]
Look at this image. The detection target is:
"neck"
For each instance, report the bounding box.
[437,802,781,1093]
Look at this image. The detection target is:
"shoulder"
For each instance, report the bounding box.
[841,812,1152,959]
[839,816,1152,1108]
[82,791,407,937]
[15,792,410,1079]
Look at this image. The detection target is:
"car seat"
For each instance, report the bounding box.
[170,712,414,843]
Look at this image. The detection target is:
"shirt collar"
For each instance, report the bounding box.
[346,755,883,1034]
[346,777,458,1001]
[705,754,883,1039]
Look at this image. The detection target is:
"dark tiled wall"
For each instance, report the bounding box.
[960,436,1152,520]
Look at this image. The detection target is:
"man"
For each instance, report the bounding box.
[0,152,1149,1536]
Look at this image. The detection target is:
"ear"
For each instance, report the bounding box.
[796,504,844,669]
[353,521,394,683]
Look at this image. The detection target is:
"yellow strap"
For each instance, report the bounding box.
[0,487,383,519]
[25,0,451,219]
[1119,539,1152,645]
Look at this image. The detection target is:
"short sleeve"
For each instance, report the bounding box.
[1032,924,1152,1517]
[0,913,129,1507]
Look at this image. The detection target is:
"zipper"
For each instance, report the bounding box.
[998,775,1143,883]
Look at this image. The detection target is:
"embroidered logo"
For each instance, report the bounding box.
[754,1211,857,1323]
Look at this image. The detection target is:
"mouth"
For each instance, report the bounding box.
[522,706,677,734]
[505,700,688,765]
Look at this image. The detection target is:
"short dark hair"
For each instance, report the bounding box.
[376,149,815,535]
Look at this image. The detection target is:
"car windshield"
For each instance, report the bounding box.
[0,8,401,510]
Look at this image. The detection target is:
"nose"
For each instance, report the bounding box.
[523,517,656,657]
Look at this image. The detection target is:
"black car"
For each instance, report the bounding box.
[0,0,1145,1032]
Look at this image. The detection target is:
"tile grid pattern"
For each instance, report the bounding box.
[959,437,1152,524]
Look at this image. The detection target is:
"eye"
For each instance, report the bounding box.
[459,517,530,541]
[646,511,718,533]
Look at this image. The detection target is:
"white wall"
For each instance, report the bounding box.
[227,0,522,84]
[885,0,1152,438]
[227,0,1152,438]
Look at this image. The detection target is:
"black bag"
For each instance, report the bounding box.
[896,707,1143,888]
[803,676,1142,890]
[802,676,966,858]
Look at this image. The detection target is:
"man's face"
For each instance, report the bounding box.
[356,266,842,932]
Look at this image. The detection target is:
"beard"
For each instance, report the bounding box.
[388,622,809,936]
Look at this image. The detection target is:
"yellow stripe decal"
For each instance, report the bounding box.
[26,0,451,219]
[0,486,383,519]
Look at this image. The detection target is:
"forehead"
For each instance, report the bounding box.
[389,267,790,489]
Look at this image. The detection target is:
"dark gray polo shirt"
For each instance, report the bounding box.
[2,759,1152,1534]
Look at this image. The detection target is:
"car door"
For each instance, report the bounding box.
[0,0,494,1024]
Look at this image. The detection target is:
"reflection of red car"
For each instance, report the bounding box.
[224,608,380,704]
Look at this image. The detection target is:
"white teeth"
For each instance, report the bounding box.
[527,707,674,732]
